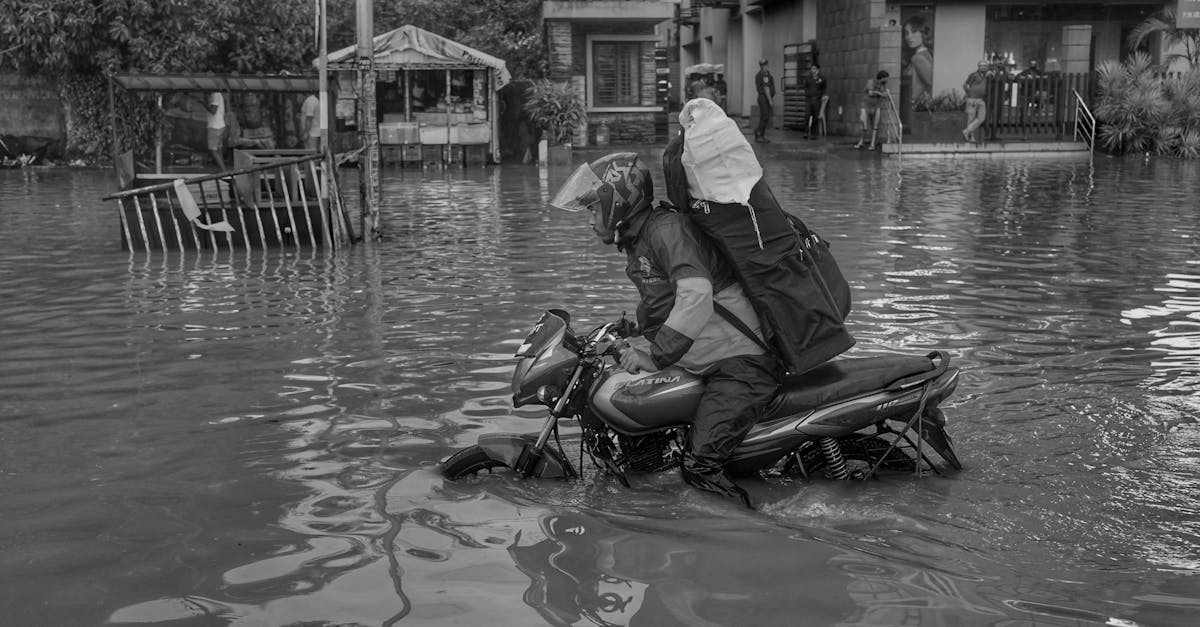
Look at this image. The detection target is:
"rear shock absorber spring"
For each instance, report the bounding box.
[819,437,849,480]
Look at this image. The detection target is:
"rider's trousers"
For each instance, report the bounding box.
[683,353,780,479]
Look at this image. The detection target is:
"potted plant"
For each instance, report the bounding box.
[524,79,587,165]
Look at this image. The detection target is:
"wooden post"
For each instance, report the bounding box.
[488,69,498,164]
[445,69,452,164]
[404,69,411,122]
[156,94,163,174]
[107,75,119,170]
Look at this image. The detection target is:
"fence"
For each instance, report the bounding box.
[980,72,1093,141]
[103,153,353,252]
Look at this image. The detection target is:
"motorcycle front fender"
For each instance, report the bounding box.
[477,433,575,479]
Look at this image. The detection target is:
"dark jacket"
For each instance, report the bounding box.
[662,135,854,376]
[964,70,988,99]
[622,206,766,373]
[755,68,775,99]
[805,74,826,99]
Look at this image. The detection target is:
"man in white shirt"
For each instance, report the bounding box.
[205,91,227,170]
[302,94,321,151]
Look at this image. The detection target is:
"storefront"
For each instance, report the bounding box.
[324,25,510,164]
[890,2,1159,125]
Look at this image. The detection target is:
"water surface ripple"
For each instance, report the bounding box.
[1,154,1198,626]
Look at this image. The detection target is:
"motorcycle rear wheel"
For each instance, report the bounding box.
[441,445,510,480]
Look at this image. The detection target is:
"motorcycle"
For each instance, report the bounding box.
[440,309,962,487]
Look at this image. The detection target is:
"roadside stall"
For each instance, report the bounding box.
[323,25,510,166]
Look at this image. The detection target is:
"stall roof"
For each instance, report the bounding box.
[113,73,319,93]
[323,25,511,88]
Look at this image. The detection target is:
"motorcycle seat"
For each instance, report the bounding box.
[766,352,946,417]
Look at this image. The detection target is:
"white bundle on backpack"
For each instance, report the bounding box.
[678,98,762,206]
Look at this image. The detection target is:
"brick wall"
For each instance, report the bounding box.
[546,22,573,81]
[816,0,901,137]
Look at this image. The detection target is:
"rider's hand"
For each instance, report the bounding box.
[619,347,659,374]
[614,317,639,338]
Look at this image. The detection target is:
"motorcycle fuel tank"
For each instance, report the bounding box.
[590,367,703,435]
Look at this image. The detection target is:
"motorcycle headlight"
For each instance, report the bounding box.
[536,386,560,404]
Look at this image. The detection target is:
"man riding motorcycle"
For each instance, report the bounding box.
[551,152,780,508]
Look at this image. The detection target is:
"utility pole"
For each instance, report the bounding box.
[356,0,381,239]
[318,0,329,154]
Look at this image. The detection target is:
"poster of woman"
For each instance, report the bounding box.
[900,9,935,112]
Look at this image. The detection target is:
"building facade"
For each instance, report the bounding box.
[680,1,1168,137]
[543,1,677,144]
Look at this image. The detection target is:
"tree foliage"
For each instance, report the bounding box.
[0,0,544,161]
[0,0,317,75]
[1127,8,1200,70]
[0,0,320,160]
[326,0,545,80]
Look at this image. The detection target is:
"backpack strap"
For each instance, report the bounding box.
[713,301,772,353]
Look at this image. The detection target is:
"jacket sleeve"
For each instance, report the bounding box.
[643,218,714,368]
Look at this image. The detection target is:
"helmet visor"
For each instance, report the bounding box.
[550,163,604,212]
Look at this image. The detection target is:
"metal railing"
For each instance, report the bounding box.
[979,72,1093,141]
[1072,88,1097,154]
[103,153,353,252]
[884,89,904,158]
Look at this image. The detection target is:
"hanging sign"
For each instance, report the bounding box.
[1180,0,1200,29]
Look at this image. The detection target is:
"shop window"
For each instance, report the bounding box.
[409,71,444,113]
[984,3,1160,73]
[588,35,657,110]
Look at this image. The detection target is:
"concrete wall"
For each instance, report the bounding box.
[0,73,67,159]
[815,0,899,136]
[934,5,987,99]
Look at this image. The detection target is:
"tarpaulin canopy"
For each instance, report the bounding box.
[112,73,319,93]
[322,25,510,89]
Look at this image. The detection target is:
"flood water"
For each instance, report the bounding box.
[1,148,1199,626]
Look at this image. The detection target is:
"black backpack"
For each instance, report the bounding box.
[663,134,854,376]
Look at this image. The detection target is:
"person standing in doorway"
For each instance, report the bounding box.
[204,91,227,171]
[804,64,827,140]
[754,58,776,143]
[302,93,321,151]
[962,60,989,144]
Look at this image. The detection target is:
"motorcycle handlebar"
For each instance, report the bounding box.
[608,336,631,361]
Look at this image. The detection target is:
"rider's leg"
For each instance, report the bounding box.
[868,109,879,149]
[681,354,780,508]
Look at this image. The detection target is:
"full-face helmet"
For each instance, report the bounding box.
[550,152,654,245]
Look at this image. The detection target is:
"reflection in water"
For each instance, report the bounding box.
[2,156,1200,626]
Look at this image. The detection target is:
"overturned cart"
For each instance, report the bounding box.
[104,153,354,251]
[100,72,354,251]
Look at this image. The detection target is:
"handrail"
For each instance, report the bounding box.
[884,89,903,158]
[1072,88,1096,153]
[103,153,323,200]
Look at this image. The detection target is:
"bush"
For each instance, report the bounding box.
[1095,52,1200,158]
[523,80,586,145]
[917,90,965,113]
